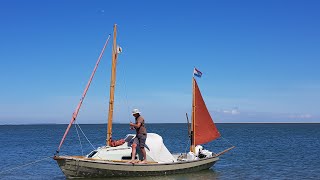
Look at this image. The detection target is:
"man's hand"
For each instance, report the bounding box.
[129,122,135,130]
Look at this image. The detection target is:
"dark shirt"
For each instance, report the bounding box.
[135,115,147,135]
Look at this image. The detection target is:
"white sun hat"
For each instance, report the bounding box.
[132,109,141,114]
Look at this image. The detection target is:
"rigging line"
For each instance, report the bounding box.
[57,34,111,152]
[184,138,191,154]
[0,156,52,175]
[76,123,96,150]
[117,59,131,121]
[74,123,84,156]
[115,25,130,120]
[121,61,131,121]
[220,136,235,147]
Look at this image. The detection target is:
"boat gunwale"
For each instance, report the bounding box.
[53,155,219,166]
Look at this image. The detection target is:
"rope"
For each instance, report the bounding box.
[74,123,84,156]
[117,58,131,121]
[115,26,131,119]
[220,136,235,147]
[76,123,96,150]
[184,138,191,154]
[0,156,52,175]
[121,61,131,121]
[75,123,103,159]
[57,34,111,152]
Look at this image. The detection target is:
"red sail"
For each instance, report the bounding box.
[194,79,220,145]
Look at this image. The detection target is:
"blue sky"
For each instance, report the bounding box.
[0,0,319,124]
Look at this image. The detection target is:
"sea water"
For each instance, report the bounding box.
[0,123,319,179]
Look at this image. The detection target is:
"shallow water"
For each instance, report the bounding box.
[0,123,319,179]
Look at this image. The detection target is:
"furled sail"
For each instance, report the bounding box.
[194,78,220,145]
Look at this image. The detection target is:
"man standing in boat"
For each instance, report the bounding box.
[129,109,147,164]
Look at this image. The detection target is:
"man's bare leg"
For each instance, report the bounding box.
[138,147,147,164]
[128,143,137,163]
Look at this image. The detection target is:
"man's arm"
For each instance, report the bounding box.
[130,122,141,128]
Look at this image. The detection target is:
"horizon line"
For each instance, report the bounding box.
[1,122,319,125]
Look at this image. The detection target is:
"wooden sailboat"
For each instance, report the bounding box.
[53,24,234,178]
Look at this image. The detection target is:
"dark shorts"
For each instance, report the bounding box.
[133,134,147,148]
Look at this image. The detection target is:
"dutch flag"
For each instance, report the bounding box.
[193,68,202,78]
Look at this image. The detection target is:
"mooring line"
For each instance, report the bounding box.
[0,156,52,175]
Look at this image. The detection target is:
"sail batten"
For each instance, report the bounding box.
[193,78,220,145]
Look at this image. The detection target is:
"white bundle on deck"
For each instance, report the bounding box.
[145,133,176,163]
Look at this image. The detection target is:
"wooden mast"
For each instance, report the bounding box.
[191,77,196,152]
[107,24,118,146]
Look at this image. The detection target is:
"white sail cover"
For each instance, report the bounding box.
[145,133,176,163]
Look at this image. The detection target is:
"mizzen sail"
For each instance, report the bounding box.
[193,78,220,145]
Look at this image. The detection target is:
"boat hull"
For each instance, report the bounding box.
[54,155,219,178]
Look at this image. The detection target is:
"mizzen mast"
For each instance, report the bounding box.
[191,77,196,153]
[107,24,118,146]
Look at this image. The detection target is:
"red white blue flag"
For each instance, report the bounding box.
[193,68,202,78]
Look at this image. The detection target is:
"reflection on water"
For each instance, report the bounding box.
[84,169,219,180]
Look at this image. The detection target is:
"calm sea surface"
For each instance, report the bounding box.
[0,123,319,179]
